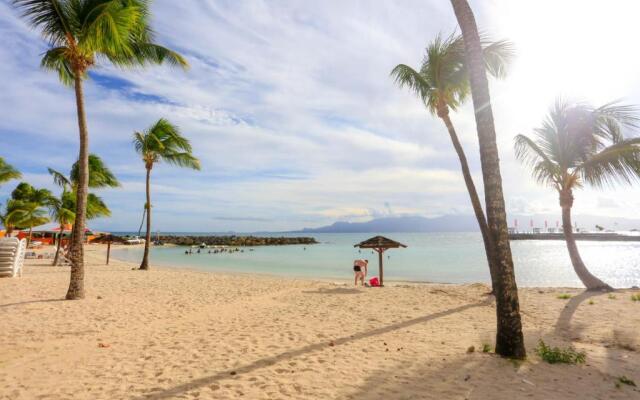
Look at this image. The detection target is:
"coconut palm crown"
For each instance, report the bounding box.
[133,118,200,270]
[515,99,640,290]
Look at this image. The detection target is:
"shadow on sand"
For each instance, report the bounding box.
[137,298,492,399]
[0,298,65,308]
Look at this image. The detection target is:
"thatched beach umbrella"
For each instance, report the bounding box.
[353,236,407,287]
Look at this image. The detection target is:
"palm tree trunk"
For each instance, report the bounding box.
[66,75,89,300]
[440,112,498,290]
[53,225,63,266]
[27,225,32,247]
[450,0,526,359]
[139,166,152,270]
[559,190,612,291]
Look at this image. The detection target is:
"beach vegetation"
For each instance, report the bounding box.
[4,182,54,245]
[557,293,572,299]
[631,293,640,302]
[609,294,617,300]
[12,0,188,299]
[515,99,640,291]
[535,340,586,364]
[482,343,492,353]
[47,154,117,265]
[132,118,200,270]
[449,0,526,359]
[0,157,21,186]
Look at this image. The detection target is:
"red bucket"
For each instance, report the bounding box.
[369,277,380,287]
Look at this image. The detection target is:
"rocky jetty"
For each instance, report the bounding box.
[116,235,318,247]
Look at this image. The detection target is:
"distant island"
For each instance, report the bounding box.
[294,214,640,233]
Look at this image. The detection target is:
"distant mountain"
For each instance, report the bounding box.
[295,215,480,233]
[294,214,640,233]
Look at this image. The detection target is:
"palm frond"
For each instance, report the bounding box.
[160,152,201,170]
[390,64,432,109]
[12,0,72,46]
[576,138,640,188]
[47,167,71,188]
[514,134,560,187]
[480,38,514,79]
[0,157,21,185]
[40,46,75,85]
[70,153,120,188]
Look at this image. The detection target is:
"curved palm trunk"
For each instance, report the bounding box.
[139,166,152,270]
[560,190,612,291]
[440,112,498,290]
[450,0,526,359]
[66,75,89,300]
[53,225,63,266]
[27,225,33,247]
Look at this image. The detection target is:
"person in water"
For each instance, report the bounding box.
[353,259,368,286]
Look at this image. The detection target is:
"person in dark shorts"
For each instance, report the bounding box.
[353,259,368,286]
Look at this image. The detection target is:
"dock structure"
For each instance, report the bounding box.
[509,232,640,241]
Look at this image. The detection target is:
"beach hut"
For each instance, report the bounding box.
[353,236,407,287]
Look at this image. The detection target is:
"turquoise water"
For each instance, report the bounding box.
[111,232,640,288]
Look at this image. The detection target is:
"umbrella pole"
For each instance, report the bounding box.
[377,247,384,287]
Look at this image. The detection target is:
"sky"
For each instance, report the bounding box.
[2,0,640,232]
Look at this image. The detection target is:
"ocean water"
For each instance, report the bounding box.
[111,232,640,288]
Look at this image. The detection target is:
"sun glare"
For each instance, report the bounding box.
[489,0,640,130]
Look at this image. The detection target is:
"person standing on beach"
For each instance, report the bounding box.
[353,259,368,286]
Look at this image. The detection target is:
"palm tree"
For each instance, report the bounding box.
[450,0,526,359]
[48,154,118,265]
[133,119,200,270]
[0,157,21,186]
[391,33,513,290]
[16,202,51,245]
[1,199,28,235]
[7,182,54,245]
[515,100,640,291]
[13,0,188,300]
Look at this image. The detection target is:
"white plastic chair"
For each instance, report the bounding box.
[0,238,26,277]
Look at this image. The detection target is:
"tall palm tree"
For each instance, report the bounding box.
[0,157,21,186]
[48,155,116,265]
[133,119,200,270]
[13,0,188,300]
[391,33,513,290]
[515,100,640,291]
[450,0,526,359]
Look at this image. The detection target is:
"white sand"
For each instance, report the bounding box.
[1,244,639,399]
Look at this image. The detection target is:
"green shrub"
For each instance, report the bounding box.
[535,340,586,364]
[482,343,492,353]
[631,293,640,302]
[557,293,572,299]
[609,294,617,300]
[588,300,595,305]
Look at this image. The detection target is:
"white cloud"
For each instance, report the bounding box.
[2,0,640,232]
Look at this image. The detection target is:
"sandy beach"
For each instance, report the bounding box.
[1,245,639,399]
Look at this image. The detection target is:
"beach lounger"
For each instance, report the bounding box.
[0,238,27,277]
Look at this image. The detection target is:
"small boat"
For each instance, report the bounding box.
[125,236,145,245]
